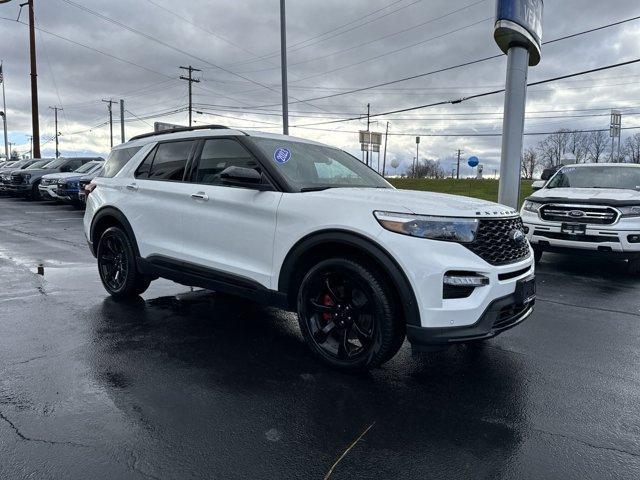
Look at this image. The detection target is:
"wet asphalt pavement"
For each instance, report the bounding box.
[1,196,640,480]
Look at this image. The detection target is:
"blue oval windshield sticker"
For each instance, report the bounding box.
[274,147,292,164]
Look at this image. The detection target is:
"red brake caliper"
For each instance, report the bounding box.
[322,294,334,323]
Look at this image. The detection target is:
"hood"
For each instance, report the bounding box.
[15,167,57,177]
[306,188,517,218]
[530,187,640,205]
[46,172,83,181]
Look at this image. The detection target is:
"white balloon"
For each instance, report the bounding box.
[390,159,400,168]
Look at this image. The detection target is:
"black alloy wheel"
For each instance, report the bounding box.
[97,226,151,298]
[297,258,403,371]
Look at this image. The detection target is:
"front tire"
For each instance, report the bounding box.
[296,258,404,372]
[97,226,151,298]
[533,246,543,264]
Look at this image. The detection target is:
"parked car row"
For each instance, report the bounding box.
[0,156,104,206]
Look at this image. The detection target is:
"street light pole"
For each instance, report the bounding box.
[279,0,289,135]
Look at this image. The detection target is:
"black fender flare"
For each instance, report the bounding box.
[278,229,421,326]
[90,206,141,258]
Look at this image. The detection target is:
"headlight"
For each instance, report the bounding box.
[619,206,640,218]
[23,174,31,182]
[522,200,542,213]
[374,211,478,243]
[68,181,79,188]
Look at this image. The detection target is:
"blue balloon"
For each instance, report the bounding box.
[468,156,479,167]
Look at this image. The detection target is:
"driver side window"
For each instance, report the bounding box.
[196,139,258,186]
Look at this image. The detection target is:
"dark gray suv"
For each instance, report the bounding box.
[7,157,101,200]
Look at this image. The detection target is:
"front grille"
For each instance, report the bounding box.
[540,204,618,225]
[465,217,530,266]
[10,174,23,185]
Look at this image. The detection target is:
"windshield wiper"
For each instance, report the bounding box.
[300,186,335,192]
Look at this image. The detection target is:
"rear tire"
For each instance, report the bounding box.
[296,258,404,372]
[97,226,151,298]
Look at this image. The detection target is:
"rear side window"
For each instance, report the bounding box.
[195,139,258,186]
[143,141,193,181]
[100,146,143,178]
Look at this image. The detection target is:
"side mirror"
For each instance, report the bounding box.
[540,168,556,181]
[531,180,546,191]
[220,166,271,190]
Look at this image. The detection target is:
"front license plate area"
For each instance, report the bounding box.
[515,276,536,305]
[561,223,586,235]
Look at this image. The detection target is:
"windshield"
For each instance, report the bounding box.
[26,160,53,169]
[74,161,102,174]
[7,159,32,169]
[42,158,66,169]
[546,166,640,190]
[251,138,391,191]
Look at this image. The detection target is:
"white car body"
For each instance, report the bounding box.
[84,127,535,358]
[522,164,640,257]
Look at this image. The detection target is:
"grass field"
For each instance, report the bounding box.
[388,178,533,206]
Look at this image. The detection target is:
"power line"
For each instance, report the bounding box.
[243,0,487,73]
[0,15,173,79]
[245,14,640,109]
[293,57,640,127]
[56,0,326,112]
[227,0,419,67]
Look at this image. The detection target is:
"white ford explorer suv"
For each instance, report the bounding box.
[84,125,535,371]
[522,163,640,273]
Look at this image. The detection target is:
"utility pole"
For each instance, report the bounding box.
[180,65,201,127]
[120,99,125,143]
[102,99,115,148]
[456,149,463,179]
[49,106,62,158]
[25,0,40,158]
[381,121,389,178]
[415,136,420,178]
[1,60,8,161]
[365,103,370,167]
[279,0,289,135]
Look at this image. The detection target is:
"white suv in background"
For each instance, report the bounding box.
[522,164,640,273]
[84,125,535,371]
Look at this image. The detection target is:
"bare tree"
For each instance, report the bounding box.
[412,159,445,179]
[537,129,570,167]
[625,133,640,164]
[521,148,539,179]
[587,130,608,163]
[569,131,589,163]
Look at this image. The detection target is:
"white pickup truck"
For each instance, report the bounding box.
[521,164,640,273]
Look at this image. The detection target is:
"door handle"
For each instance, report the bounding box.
[126,183,138,191]
[190,192,209,201]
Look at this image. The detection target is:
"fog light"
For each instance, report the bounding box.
[443,273,489,287]
[628,234,640,244]
[523,226,529,234]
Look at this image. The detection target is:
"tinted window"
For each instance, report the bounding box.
[147,141,193,181]
[196,139,258,186]
[101,146,143,178]
[135,147,156,179]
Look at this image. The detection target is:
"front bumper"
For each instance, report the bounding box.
[5,184,30,194]
[522,212,640,254]
[378,229,535,330]
[407,291,534,350]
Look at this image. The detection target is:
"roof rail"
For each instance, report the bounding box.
[129,124,231,142]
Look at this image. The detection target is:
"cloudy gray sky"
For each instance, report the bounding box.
[1,0,640,174]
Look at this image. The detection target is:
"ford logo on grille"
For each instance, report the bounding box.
[509,229,526,247]
[568,210,585,217]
